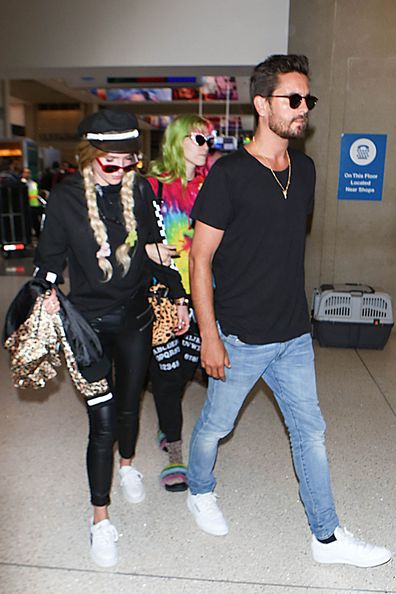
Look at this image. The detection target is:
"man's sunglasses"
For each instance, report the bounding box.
[188,133,214,147]
[96,158,136,173]
[266,94,318,110]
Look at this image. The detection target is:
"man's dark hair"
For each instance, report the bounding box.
[250,54,310,102]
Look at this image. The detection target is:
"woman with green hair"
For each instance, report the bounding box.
[145,114,213,492]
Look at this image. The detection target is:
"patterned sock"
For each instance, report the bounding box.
[159,440,187,491]
[167,440,183,465]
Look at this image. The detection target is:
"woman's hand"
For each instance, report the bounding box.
[174,304,190,336]
[43,288,60,315]
[145,243,179,266]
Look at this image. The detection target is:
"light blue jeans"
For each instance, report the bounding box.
[187,329,339,540]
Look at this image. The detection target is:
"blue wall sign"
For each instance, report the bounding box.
[337,133,387,201]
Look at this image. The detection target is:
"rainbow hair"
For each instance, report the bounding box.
[147,114,212,186]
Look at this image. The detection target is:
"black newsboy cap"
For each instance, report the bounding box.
[78,109,140,153]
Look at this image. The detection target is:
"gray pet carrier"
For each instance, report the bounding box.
[311,283,393,349]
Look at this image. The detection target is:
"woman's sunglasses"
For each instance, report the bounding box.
[266,94,318,110]
[188,133,214,147]
[96,158,136,173]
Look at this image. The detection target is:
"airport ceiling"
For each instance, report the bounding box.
[9,70,253,118]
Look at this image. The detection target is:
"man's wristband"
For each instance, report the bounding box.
[174,297,190,307]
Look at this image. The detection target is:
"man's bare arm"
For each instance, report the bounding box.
[189,221,231,380]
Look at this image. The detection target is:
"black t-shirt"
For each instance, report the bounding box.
[191,147,315,344]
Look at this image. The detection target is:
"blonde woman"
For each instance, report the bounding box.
[34,110,188,568]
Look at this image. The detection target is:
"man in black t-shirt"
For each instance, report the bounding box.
[186,55,391,568]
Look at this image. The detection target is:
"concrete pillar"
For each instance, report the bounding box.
[0,80,12,137]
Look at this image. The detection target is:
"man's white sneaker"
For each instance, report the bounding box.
[311,526,392,568]
[90,519,118,567]
[119,465,145,503]
[187,490,229,536]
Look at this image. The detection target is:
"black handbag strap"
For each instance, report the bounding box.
[149,179,179,272]
[151,180,167,244]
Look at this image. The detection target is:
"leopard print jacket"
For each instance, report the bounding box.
[4,294,109,400]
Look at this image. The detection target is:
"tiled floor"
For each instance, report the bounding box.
[1,266,395,594]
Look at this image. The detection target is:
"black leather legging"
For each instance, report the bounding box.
[86,295,152,507]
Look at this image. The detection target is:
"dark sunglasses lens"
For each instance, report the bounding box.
[123,164,135,172]
[103,165,119,173]
[289,94,302,109]
[306,95,317,110]
[207,137,214,148]
[194,134,206,146]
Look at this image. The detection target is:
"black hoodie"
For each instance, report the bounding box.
[34,172,185,319]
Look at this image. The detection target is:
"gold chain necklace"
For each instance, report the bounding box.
[269,150,291,199]
[252,139,291,199]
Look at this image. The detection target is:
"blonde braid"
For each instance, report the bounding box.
[116,169,137,276]
[82,165,114,281]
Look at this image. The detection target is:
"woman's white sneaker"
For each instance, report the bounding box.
[187,490,229,536]
[119,465,145,503]
[311,526,392,567]
[90,519,118,567]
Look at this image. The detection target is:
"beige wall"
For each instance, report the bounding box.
[0,0,289,76]
[289,0,396,318]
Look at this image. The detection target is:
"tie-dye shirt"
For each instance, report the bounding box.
[147,175,204,294]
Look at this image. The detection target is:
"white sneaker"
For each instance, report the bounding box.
[311,526,392,567]
[187,490,229,536]
[90,519,118,567]
[119,465,145,503]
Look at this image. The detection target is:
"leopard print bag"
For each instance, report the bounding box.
[148,283,177,346]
